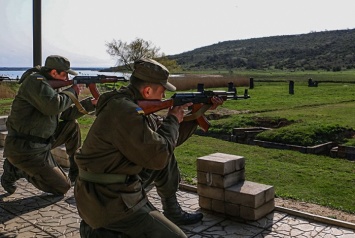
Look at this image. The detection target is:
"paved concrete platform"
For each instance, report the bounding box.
[1,147,355,237]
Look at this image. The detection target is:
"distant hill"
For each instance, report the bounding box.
[168,29,355,71]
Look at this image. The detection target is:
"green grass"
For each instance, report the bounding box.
[222,69,355,82]
[175,135,355,214]
[0,99,13,115]
[209,82,355,145]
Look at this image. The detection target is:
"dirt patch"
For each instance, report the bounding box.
[276,197,355,223]
[252,117,293,128]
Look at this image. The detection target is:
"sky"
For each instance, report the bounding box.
[1,0,355,68]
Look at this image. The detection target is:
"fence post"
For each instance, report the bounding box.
[249,78,254,89]
[289,81,294,94]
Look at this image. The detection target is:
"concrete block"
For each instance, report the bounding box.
[0,131,7,147]
[240,199,275,221]
[225,202,240,217]
[199,196,228,214]
[197,183,224,201]
[0,115,7,124]
[199,196,212,210]
[197,170,245,188]
[197,153,244,175]
[51,145,70,168]
[211,199,226,214]
[0,116,7,131]
[225,181,274,208]
[209,153,245,171]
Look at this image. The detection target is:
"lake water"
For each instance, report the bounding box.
[0,69,127,80]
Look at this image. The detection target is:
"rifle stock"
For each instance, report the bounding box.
[137,99,174,115]
[47,75,127,99]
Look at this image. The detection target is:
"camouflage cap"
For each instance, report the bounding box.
[44,55,78,76]
[131,58,176,91]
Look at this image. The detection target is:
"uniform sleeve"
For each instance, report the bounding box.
[60,97,96,120]
[21,75,75,116]
[111,98,180,170]
[176,120,198,146]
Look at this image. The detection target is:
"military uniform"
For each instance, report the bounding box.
[75,58,205,237]
[75,83,197,237]
[2,55,95,195]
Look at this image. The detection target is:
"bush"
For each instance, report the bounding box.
[256,123,353,146]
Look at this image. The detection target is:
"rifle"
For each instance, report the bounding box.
[47,75,127,99]
[137,85,250,132]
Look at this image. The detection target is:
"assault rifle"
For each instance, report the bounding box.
[48,75,127,99]
[138,85,250,132]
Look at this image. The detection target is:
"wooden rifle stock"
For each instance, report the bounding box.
[137,99,174,114]
[191,104,211,132]
[137,100,211,132]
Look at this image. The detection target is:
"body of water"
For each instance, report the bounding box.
[0,69,127,80]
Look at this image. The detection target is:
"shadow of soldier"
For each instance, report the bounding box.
[0,193,64,225]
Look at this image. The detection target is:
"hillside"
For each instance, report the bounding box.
[168,29,355,71]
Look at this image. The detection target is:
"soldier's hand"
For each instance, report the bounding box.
[168,102,193,123]
[91,98,98,106]
[71,85,80,96]
[209,96,224,110]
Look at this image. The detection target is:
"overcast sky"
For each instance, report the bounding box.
[1,0,355,67]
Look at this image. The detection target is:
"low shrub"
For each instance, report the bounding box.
[256,123,354,146]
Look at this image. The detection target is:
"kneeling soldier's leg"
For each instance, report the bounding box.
[105,202,187,238]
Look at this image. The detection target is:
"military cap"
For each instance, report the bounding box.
[45,55,78,76]
[131,58,176,91]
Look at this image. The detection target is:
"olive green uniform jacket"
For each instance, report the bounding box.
[74,86,197,229]
[4,71,94,157]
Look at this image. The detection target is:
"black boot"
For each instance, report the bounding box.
[68,155,78,184]
[162,195,203,225]
[80,220,124,238]
[1,159,23,194]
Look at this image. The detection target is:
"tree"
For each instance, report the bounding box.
[155,55,182,73]
[106,38,161,71]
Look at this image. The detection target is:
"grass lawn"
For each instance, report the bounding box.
[175,135,355,214]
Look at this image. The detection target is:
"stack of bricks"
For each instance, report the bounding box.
[0,116,8,147]
[197,152,275,221]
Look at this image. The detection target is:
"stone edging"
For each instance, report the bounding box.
[178,183,355,231]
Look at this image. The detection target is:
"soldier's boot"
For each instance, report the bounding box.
[68,155,78,184]
[80,220,125,238]
[162,195,203,225]
[1,159,23,194]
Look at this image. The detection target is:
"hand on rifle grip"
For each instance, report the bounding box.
[168,102,193,123]
[209,96,224,110]
[91,98,98,106]
[71,84,80,96]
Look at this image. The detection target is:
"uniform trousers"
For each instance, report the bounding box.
[104,202,186,238]
[6,119,80,195]
[140,153,181,199]
[91,154,185,237]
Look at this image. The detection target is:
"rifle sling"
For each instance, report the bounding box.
[79,168,128,184]
[62,91,88,114]
[183,104,210,121]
